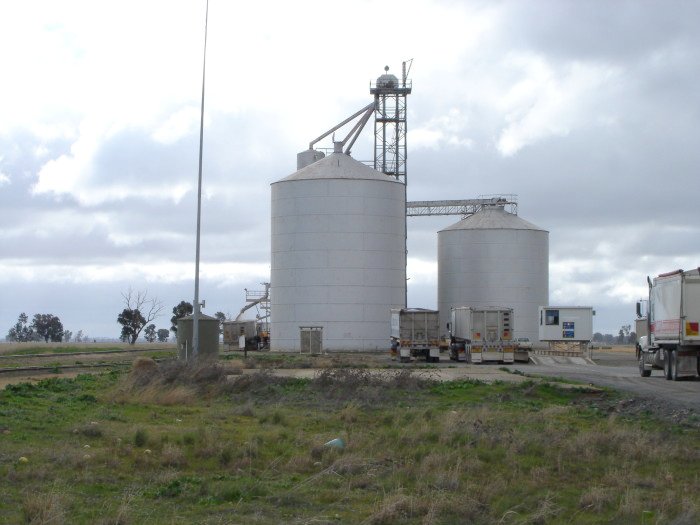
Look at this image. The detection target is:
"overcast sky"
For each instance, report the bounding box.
[1,0,699,340]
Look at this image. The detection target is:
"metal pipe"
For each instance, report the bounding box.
[344,105,375,155]
[308,103,375,149]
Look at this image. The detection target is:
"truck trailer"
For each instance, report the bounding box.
[390,308,441,363]
[638,268,700,380]
[448,307,515,364]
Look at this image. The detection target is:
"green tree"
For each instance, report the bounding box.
[118,309,146,344]
[117,289,163,345]
[6,313,36,342]
[32,313,64,342]
[618,324,631,344]
[214,311,226,334]
[157,328,170,342]
[144,324,157,343]
[170,301,193,334]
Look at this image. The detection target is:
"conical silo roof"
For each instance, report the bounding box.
[276,152,393,183]
[440,206,547,232]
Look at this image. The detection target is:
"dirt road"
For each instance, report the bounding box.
[513,351,700,410]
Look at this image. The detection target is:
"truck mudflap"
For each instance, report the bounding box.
[390,340,399,360]
[399,347,411,363]
[672,348,700,378]
[429,347,440,362]
[449,342,469,362]
[638,351,653,377]
[502,347,515,364]
[471,344,515,364]
[457,345,469,362]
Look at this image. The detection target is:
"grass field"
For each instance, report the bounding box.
[1,358,698,524]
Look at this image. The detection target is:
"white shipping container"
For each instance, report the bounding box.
[538,306,593,342]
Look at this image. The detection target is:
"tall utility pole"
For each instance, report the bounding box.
[370,61,412,306]
[192,0,209,359]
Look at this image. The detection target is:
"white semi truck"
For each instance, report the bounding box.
[637,268,700,380]
[447,307,515,364]
[390,308,441,363]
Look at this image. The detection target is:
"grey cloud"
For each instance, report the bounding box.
[502,0,700,63]
[3,1,699,338]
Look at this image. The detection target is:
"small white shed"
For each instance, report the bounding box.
[538,306,594,342]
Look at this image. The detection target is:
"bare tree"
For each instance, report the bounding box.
[117,288,164,345]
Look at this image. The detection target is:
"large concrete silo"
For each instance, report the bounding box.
[437,206,548,343]
[270,150,406,351]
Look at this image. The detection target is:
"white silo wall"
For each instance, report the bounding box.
[437,207,548,344]
[271,153,406,351]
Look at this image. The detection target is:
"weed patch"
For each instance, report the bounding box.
[1,364,698,524]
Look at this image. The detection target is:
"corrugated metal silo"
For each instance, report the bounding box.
[271,151,406,351]
[437,206,548,343]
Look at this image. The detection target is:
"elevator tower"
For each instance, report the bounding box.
[370,61,412,183]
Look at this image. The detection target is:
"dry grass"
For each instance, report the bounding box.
[113,358,230,405]
[310,367,436,407]
[118,384,197,406]
[3,357,699,524]
[579,486,615,512]
[21,491,65,525]
[160,444,187,468]
[365,492,418,525]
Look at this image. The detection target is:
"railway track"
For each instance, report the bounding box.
[0,347,173,360]
[0,362,131,376]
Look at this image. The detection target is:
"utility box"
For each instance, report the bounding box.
[538,306,593,342]
[177,313,220,360]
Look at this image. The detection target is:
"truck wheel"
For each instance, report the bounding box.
[639,354,651,377]
[697,356,700,377]
[671,350,679,381]
[663,349,672,380]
